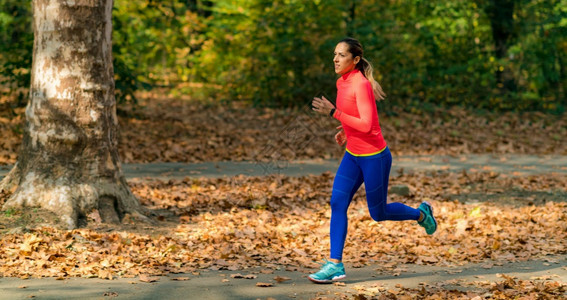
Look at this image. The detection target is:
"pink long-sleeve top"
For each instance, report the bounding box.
[332,69,387,156]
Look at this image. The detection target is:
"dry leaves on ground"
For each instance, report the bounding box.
[274,276,291,283]
[1,95,566,165]
[348,278,567,299]
[255,282,273,287]
[0,171,565,281]
[138,274,160,283]
[230,273,257,279]
[170,276,190,281]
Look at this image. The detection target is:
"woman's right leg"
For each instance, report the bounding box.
[330,152,363,261]
[309,152,362,283]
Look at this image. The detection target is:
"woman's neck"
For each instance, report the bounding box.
[341,68,358,80]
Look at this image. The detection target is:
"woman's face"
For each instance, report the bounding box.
[334,42,360,75]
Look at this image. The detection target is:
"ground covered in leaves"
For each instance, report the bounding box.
[0,170,565,298]
[346,276,567,300]
[1,95,566,298]
[0,93,566,165]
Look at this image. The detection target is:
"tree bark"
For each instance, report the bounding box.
[0,0,148,229]
[346,0,356,37]
[484,0,517,93]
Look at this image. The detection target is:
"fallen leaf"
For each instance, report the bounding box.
[230,273,257,279]
[102,292,118,297]
[170,277,190,281]
[256,282,273,287]
[139,274,159,283]
[274,276,291,283]
[98,269,113,280]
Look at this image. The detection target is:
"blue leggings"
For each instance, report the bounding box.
[330,147,420,260]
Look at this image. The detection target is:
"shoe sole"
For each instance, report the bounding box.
[423,201,438,235]
[308,274,346,284]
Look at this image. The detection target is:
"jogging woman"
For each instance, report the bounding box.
[309,37,437,283]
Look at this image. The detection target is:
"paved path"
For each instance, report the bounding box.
[0,255,565,299]
[3,154,563,181]
[120,154,567,179]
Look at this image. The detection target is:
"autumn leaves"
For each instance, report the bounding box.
[3,97,566,166]
[2,171,564,283]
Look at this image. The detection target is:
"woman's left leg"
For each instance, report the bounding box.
[360,147,420,222]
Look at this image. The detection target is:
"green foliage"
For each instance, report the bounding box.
[191,0,565,112]
[0,0,161,104]
[512,0,566,112]
[0,0,32,105]
[192,0,345,106]
[0,0,564,112]
[112,0,206,99]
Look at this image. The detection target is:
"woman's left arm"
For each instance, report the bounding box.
[333,81,374,133]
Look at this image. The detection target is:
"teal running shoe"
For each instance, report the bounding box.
[308,260,346,284]
[418,202,438,235]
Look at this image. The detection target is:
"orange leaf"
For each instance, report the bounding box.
[170,277,190,281]
[139,274,159,283]
[274,276,291,283]
[256,282,273,287]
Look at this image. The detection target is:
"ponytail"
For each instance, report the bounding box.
[339,37,386,101]
[358,57,386,101]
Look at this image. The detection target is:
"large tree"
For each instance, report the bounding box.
[482,0,517,93]
[0,0,148,229]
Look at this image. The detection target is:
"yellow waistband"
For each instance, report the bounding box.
[346,146,387,157]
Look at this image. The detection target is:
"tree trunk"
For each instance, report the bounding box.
[346,0,356,37]
[559,48,566,106]
[485,0,517,93]
[0,0,148,229]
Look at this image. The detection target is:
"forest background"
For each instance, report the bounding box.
[1,0,565,113]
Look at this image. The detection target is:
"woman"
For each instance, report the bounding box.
[309,37,437,284]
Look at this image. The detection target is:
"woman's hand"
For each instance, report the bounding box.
[335,125,346,146]
[312,96,335,116]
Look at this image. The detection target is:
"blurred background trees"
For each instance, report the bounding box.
[1,0,565,112]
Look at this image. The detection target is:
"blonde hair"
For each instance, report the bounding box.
[339,37,386,101]
[359,57,386,100]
